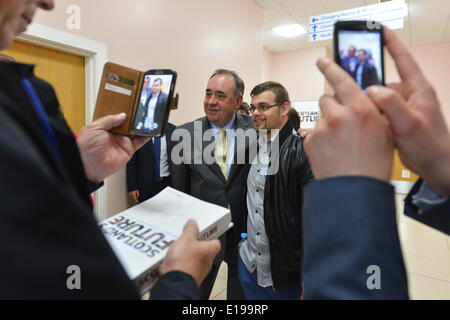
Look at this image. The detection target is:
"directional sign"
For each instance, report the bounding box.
[308,0,407,42]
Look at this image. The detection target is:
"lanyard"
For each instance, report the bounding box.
[21,77,63,165]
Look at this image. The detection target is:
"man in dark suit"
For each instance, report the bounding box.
[127,123,176,203]
[134,77,169,132]
[354,49,380,90]
[301,28,449,299]
[171,69,252,300]
[0,0,219,299]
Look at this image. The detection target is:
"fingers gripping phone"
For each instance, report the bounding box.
[334,20,385,91]
[133,70,177,137]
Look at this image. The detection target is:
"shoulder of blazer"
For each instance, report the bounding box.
[177,116,208,132]
[166,122,176,136]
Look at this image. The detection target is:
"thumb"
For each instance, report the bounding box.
[203,239,221,257]
[132,136,151,151]
[181,219,200,241]
[93,113,127,131]
[366,86,414,135]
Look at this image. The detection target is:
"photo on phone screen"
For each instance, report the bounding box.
[133,72,174,136]
[336,27,384,91]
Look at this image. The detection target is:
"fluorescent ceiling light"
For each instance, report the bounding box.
[273,24,306,38]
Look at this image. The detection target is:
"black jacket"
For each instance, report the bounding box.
[0,62,197,299]
[241,121,314,289]
[126,123,175,201]
[353,61,380,90]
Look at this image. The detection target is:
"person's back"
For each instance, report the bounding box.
[0,62,139,299]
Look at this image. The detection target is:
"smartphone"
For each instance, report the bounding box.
[133,69,177,137]
[334,20,385,91]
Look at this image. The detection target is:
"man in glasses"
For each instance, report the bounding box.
[238,81,314,299]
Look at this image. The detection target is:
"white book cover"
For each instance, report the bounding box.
[98,187,232,294]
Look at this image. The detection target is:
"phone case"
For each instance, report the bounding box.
[93,62,144,136]
[93,62,179,136]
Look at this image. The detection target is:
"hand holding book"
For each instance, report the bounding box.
[159,220,221,286]
[99,187,232,293]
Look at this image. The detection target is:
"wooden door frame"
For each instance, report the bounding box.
[18,23,109,221]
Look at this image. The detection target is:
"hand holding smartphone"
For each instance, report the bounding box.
[334,20,385,91]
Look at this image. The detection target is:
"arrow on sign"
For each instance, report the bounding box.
[312,17,319,23]
[312,25,318,32]
[312,34,318,40]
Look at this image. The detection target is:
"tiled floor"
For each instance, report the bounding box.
[396,195,450,299]
[210,193,450,300]
[210,262,228,300]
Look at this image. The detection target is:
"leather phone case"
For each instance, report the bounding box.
[93,62,144,136]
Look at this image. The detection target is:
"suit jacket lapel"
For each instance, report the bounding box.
[226,114,246,186]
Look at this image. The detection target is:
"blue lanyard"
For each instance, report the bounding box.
[21,77,63,165]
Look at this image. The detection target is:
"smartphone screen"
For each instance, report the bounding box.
[335,23,384,91]
[133,71,175,137]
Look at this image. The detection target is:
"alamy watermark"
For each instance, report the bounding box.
[66,265,81,290]
[366,265,381,290]
[66,5,81,30]
[170,123,281,175]
[366,20,382,30]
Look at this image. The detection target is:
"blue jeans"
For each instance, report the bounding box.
[238,254,302,300]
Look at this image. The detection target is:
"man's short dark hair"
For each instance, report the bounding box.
[239,102,250,115]
[210,69,244,97]
[288,108,300,131]
[250,81,290,105]
[153,78,163,85]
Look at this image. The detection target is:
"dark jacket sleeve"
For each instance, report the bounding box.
[86,180,104,194]
[126,151,139,192]
[296,138,314,186]
[150,271,200,300]
[170,127,191,194]
[404,180,450,235]
[302,177,409,300]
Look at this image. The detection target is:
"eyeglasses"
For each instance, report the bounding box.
[248,103,281,113]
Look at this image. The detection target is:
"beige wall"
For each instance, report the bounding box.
[262,48,273,83]
[263,46,328,102]
[35,0,264,217]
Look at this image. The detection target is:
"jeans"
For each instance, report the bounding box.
[238,254,302,300]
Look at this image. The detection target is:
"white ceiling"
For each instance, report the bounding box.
[256,0,450,52]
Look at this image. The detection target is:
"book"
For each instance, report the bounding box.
[98,187,233,294]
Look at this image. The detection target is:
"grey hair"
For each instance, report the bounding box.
[210,69,244,97]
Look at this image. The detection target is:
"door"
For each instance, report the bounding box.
[1,40,86,134]
[391,151,419,183]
